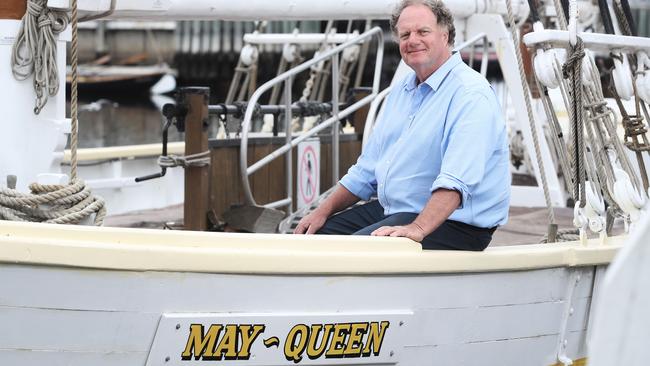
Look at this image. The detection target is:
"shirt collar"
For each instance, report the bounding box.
[402,52,462,92]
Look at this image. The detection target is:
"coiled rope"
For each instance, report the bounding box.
[2,0,106,226]
[0,179,105,225]
[11,0,68,114]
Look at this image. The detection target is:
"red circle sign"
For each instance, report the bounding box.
[299,145,318,204]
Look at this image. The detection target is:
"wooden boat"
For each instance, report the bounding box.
[66,64,177,95]
[2,0,649,365]
[0,219,619,365]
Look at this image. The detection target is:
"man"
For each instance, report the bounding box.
[294,0,510,251]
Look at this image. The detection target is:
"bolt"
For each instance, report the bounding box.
[399,321,404,326]
[390,351,394,357]
[165,356,170,362]
[176,324,181,330]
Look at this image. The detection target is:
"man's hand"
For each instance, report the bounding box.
[293,210,328,234]
[371,223,426,242]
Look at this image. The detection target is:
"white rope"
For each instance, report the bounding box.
[11,0,69,114]
[2,0,107,226]
[505,0,557,228]
[0,179,106,225]
[158,151,211,168]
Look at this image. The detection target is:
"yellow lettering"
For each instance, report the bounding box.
[284,324,309,363]
[361,321,390,357]
[325,323,351,358]
[344,322,369,357]
[213,324,239,360]
[306,324,333,360]
[181,324,222,360]
[239,324,265,359]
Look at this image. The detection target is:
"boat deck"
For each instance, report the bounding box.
[104,205,622,246]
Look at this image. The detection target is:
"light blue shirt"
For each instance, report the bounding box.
[340,53,510,228]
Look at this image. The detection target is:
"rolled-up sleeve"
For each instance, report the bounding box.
[431,91,500,208]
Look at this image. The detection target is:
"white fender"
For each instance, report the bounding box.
[581,49,595,87]
[240,44,259,66]
[282,43,299,63]
[534,48,560,88]
[635,52,650,105]
[612,167,646,223]
[612,54,634,100]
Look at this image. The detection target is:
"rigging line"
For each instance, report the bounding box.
[505,0,558,234]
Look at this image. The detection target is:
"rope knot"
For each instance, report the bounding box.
[562,37,585,79]
[26,1,44,16]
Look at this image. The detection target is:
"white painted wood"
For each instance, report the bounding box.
[76,0,530,21]
[0,306,159,352]
[588,213,650,366]
[147,312,410,365]
[0,350,147,366]
[0,262,600,365]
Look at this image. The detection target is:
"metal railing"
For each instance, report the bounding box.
[362,33,489,149]
[239,26,384,213]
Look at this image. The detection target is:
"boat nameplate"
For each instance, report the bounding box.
[146,311,412,365]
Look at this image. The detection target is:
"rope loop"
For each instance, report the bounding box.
[11,0,70,114]
[158,151,211,168]
[0,179,106,225]
[562,37,585,79]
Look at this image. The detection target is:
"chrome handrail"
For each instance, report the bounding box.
[240,26,384,210]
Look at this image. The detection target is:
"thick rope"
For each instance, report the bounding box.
[0,179,106,225]
[70,0,79,181]
[2,0,106,226]
[562,38,587,207]
[505,0,557,230]
[158,151,211,168]
[11,0,68,114]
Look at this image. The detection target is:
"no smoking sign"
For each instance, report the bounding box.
[297,139,320,209]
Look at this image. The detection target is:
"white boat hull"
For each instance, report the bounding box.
[0,221,619,366]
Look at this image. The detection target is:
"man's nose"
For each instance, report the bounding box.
[406,33,421,44]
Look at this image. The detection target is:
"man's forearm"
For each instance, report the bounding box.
[314,185,361,217]
[412,188,461,235]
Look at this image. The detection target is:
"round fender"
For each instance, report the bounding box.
[240,44,259,66]
[534,48,559,88]
[635,72,650,105]
[581,49,595,87]
[342,44,360,63]
[282,44,298,63]
[612,168,647,221]
[612,55,634,100]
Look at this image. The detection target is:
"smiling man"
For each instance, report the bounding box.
[294,0,510,251]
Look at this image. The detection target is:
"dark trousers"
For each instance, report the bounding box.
[317,200,495,251]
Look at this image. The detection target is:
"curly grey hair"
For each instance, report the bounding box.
[390,0,456,47]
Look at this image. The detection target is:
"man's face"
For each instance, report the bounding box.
[396,4,449,80]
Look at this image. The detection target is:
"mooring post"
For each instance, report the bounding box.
[181,87,210,231]
[0,0,26,20]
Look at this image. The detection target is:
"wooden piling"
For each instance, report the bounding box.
[181,87,210,231]
[0,0,26,20]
